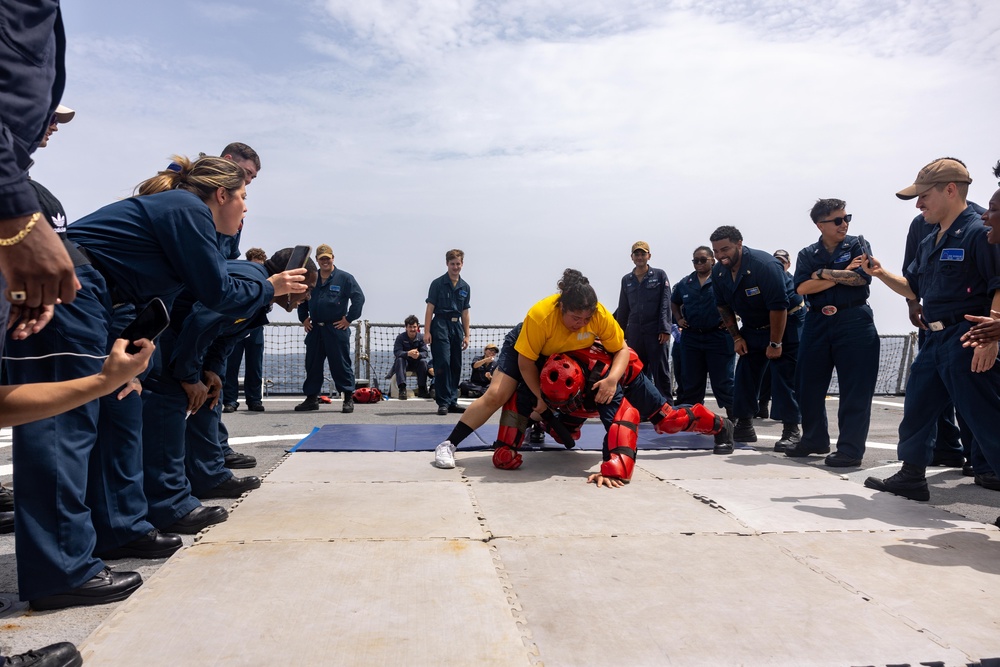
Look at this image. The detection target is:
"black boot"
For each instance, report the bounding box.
[342,393,355,413]
[774,423,802,452]
[294,395,319,412]
[713,418,734,455]
[864,463,929,501]
[733,417,756,443]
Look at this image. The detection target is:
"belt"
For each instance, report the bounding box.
[749,302,804,330]
[816,299,869,316]
[435,314,461,322]
[686,326,722,334]
[926,313,973,331]
[316,321,346,327]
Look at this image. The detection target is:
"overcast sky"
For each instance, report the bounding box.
[36,0,1000,331]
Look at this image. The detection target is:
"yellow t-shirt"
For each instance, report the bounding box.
[514,294,624,360]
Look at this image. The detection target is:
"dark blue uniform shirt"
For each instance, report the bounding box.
[712,247,790,329]
[66,189,273,316]
[298,267,365,323]
[0,1,65,219]
[903,203,986,271]
[169,260,271,383]
[671,271,723,330]
[904,207,1000,323]
[793,235,871,310]
[616,267,671,334]
[426,273,471,317]
[394,332,428,359]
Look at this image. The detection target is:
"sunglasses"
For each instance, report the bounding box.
[818,214,852,226]
[691,257,711,264]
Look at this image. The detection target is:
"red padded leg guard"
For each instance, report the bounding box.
[651,402,723,435]
[601,401,639,482]
[495,393,529,449]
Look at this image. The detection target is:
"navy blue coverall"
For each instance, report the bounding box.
[671,271,735,411]
[297,268,364,397]
[5,190,272,601]
[904,206,989,470]
[897,208,1000,478]
[426,273,470,409]
[616,267,673,399]
[794,235,879,459]
[712,247,802,424]
[391,331,429,391]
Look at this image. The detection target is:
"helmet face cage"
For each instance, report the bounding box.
[540,354,585,410]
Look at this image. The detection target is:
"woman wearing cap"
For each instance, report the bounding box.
[5,155,307,611]
[459,343,499,398]
[433,268,732,487]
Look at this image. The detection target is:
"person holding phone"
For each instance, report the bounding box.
[788,199,879,467]
[140,249,317,532]
[862,158,1000,507]
[4,156,307,610]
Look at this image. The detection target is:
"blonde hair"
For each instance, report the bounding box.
[134,155,246,200]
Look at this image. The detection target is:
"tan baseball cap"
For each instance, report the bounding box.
[896,158,972,200]
[631,241,650,254]
[316,244,333,259]
[52,104,75,123]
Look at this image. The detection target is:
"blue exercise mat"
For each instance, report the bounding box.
[292,424,492,452]
[291,422,745,452]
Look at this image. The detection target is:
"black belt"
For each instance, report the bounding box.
[925,312,976,331]
[686,326,722,334]
[813,298,869,314]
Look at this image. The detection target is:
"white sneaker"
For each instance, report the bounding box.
[434,440,456,469]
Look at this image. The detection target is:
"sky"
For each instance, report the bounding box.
[34,0,1000,330]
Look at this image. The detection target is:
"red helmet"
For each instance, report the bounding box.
[540,354,585,410]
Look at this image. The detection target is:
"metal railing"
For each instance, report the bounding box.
[248,322,918,397]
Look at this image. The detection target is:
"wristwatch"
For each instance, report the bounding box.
[768,341,782,349]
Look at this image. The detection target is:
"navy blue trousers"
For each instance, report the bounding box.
[140,336,203,529]
[223,328,264,405]
[678,329,735,411]
[185,399,232,496]
[6,266,154,599]
[430,317,464,408]
[392,355,428,389]
[733,323,801,423]
[796,306,879,458]
[302,324,354,396]
[898,323,1000,477]
[626,329,672,402]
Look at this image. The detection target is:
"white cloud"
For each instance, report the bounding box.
[39,1,1000,332]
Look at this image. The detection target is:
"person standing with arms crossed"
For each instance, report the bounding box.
[425,249,470,416]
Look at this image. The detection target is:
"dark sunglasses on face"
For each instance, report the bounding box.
[818,214,852,226]
[692,257,711,264]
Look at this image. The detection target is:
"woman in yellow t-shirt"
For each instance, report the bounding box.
[432,269,732,485]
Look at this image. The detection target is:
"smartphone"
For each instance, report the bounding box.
[119,298,170,353]
[285,245,312,271]
[856,234,872,267]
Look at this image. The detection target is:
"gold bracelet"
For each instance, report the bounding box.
[0,212,41,247]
